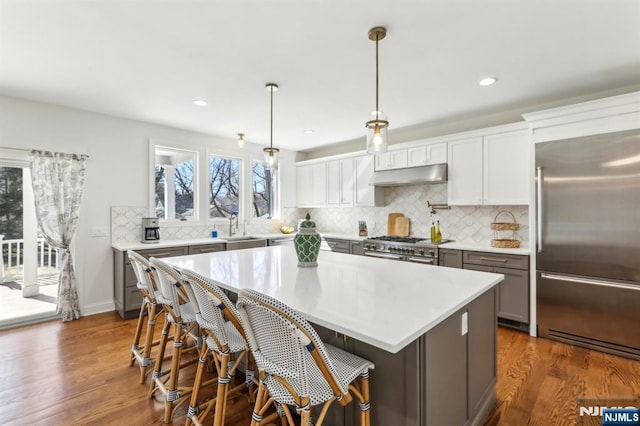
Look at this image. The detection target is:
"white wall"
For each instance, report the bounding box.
[0,95,299,316]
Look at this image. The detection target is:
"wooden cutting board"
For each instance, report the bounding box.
[394,217,411,237]
[387,213,404,235]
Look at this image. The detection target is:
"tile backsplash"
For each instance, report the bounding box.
[112,183,528,245]
[301,183,529,245]
[111,206,301,243]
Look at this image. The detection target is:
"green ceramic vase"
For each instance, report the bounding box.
[294,213,321,267]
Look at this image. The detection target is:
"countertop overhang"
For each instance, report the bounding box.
[162,246,503,354]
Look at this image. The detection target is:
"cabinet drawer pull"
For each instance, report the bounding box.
[150,251,175,258]
[479,256,508,263]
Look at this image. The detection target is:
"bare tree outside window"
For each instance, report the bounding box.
[209,156,240,218]
[154,146,197,220]
[252,161,277,218]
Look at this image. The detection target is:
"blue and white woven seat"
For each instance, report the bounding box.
[148,257,202,424]
[180,268,264,426]
[237,289,375,426]
[127,250,165,384]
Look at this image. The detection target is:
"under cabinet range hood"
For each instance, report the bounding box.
[369,163,448,186]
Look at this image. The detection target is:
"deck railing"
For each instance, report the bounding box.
[1,238,60,283]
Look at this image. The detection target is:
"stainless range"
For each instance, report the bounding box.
[362,236,451,265]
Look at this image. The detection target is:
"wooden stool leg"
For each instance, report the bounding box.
[359,372,371,426]
[130,299,147,366]
[149,316,171,396]
[138,301,157,383]
[186,343,210,426]
[213,352,231,426]
[250,382,268,426]
[163,321,185,423]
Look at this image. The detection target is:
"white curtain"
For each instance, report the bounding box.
[30,150,88,322]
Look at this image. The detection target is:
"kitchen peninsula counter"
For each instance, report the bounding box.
[163,246,503,425]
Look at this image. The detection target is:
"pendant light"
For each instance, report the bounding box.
[263,83,280,169]
[237,133,246,148]
[365,26,389,154]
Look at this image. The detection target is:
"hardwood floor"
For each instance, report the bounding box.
[0,312,638,425]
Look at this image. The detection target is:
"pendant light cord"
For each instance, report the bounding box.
[375,34,379,121]
[269,86,274,150]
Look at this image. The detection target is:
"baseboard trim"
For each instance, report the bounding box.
[82,301,115,317]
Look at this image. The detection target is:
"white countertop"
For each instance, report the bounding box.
[162,246,503,354]
[439,240,531,255]
[320,233,367,241]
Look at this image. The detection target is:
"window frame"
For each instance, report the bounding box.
[250,155,280,220]
[207,150,244,223]
[149,140,200,224]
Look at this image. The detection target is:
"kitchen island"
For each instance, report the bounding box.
[163,246,503,426]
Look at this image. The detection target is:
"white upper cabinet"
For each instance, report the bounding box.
[354,154,383,207]
[448,137,484,205]
[483,129,529,205]
[375,149,408,171]
[327,158,354,206]
[448,128,530,206]
[407,142,448,167]
[296,162,327,207]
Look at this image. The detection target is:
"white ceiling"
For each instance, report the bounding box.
[1,0,639,152]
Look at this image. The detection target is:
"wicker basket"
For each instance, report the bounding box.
[491,239,521,248]
[490,211,520,248]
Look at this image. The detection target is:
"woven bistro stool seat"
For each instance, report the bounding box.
[180,268,262,426]
[237,289,375,426]
[149,257,203,424]
[127,250,165,384]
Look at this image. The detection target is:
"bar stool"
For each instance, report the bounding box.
[237,289,375,426]
[127,250,165,384]
[148,257,202,424]
[180,268,261,426]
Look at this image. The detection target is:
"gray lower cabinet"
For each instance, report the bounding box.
[188,243,225,254]
[349,240,364,255]
[438,248,463,268]
[313,287,497,426]
[113,246,188,319]
[324,237,350,254]
[463,250,530,331]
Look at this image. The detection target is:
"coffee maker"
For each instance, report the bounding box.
[141,217,160,243]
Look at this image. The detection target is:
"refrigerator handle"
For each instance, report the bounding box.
[536,166,543,253]
[540,273,640,291]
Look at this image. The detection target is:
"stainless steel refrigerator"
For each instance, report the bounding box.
[536,128,640,360]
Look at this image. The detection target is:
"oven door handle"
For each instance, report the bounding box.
[407,256,436,265]
[363,252,404,261]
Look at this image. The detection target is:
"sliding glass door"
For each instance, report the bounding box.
[0,153,58,325]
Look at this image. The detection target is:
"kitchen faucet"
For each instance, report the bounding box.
[229,214,238,236]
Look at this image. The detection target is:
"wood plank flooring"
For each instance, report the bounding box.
[0,312,638,425]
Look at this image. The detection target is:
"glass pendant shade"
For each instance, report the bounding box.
[237,133,246,148]
[365,27,389,154]
[366,111,389,153]
[263,147,280,170]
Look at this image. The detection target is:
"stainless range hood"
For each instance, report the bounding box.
[369,163,447,186]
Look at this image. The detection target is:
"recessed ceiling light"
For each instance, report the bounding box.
[479,77,498,86]
[304,130,314,134]
[192,99,208,107]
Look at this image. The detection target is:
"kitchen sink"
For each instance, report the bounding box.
[224,236,264,242]
[225,236,267,251]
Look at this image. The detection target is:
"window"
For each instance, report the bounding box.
[209,155,241,218]
[154,146,198,220]
[252,160,278,219]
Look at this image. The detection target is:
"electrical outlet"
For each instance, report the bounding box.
[91,227,107,237]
